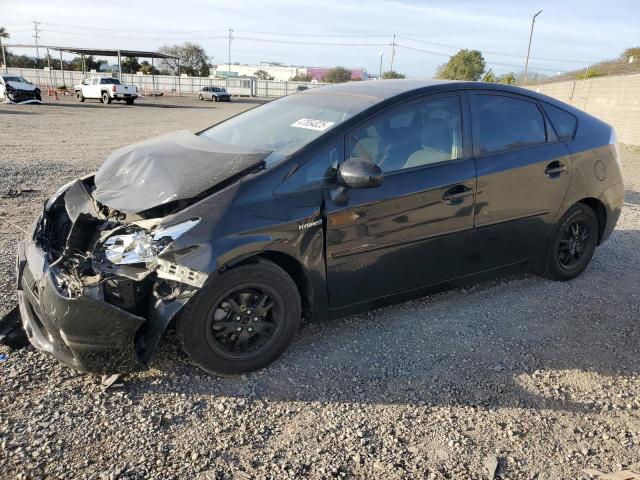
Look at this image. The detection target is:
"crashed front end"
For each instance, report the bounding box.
[16,178,208,373]
[3,82,41,104]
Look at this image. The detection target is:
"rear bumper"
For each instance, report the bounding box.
[17,239,147,373]
[599,180,624,244]
[113,94,137,100]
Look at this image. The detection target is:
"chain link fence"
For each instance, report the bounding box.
[4,67,329,98]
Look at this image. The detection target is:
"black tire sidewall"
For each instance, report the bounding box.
[542,204,598,280]
[102,92,111,104]
[177,261,301,375]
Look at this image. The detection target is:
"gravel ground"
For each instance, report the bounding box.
[1,96,639,480]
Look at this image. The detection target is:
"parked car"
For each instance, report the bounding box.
[5,80,623,376]
[74,77,138,105]
[199,86,231,102]
[0,74,41,103]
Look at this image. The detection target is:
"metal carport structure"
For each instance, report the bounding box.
[2,44,180,97]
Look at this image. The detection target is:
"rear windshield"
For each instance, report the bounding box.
[200,90,379,165]
[100,78,121,85]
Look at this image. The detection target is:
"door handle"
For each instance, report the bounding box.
[443,185,473,204]
[545,162,567,177]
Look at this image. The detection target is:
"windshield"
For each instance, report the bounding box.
[3,76,28,83]
[200,90,379,165]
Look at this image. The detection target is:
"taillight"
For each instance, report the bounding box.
[112,85,116,92]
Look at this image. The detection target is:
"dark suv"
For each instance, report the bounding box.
[8,80,624,375]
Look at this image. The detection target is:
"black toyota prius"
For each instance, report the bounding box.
[6,80,624,375]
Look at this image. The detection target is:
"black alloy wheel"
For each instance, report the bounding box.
[557,220,590,269]
[537,203,598,281]
[205,285,284,360]
[177,259,301,374]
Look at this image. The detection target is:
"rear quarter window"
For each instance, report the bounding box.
[541,103,578,140]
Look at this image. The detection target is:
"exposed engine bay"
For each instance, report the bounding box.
[37,177,208,313]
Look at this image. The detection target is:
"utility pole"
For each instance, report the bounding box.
[227,28,233,76]
[390,34,396,72]
[378,51,384,79]
[522,10,542,86]
[33,20,41,62]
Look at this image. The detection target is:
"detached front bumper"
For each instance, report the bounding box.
[17,239,147,373]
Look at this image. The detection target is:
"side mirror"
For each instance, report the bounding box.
[337,157,383,189]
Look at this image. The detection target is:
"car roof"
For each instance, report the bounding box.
[303,79,464,100]
[300,78,580,114]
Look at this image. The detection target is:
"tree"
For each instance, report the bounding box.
[0,27,9,69]
[622,47,640,61]
[69,55,106,72]
[482,71,496,82]
[322,66,352,83]
[140,61,159,75]
[122,56,141,74]
[290,72,312,82]
[254,69,274,80]
[436,49,485,81]
[382,70,405,79]
[158,42,210,76]
[497,72,517,85]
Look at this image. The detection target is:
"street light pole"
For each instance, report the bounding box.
[522,9,542,86]
[378,52,384,79]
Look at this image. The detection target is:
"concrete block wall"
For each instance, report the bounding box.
[529,74,640,146]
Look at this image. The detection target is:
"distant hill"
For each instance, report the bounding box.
[537,47,640,85]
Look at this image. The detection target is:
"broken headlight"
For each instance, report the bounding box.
[102,219,200,265]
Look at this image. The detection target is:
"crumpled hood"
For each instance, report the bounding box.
[6,81,38,91]
[94,129,270,214]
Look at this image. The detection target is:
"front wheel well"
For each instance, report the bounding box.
[577,197,606,244]
[231,252,313,320]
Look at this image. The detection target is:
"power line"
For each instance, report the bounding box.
[395,44,568,73]
[234,29,391,38]
[40,29,228,41]
[233,36,389,47]
[41,21,228,34]
[396,34,597,64]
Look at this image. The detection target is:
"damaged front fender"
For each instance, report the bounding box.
[15,178,212,373]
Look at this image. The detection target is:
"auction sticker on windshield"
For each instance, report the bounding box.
[290,118,336,131]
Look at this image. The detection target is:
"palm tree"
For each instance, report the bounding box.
[0,27,9,73]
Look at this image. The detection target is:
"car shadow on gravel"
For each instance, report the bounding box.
[130,228,640,414]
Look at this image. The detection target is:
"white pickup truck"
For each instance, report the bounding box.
[74,77,138,105]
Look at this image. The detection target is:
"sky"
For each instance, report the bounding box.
[2,0,639,78]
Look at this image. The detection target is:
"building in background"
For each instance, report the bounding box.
[211,62,306,81]
[306,67,368,81]
[210,62,368,81]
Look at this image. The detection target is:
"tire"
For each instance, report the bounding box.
[213,96,218,102]
[125,99,134,105]
[75,90,85,102]
[198,94,203,100]
[537,203,599,281]
[101,91,111,104]
[177,260,301,375]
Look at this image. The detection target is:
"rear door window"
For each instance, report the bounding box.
[473,94,546,154]
[541,103,578,140]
